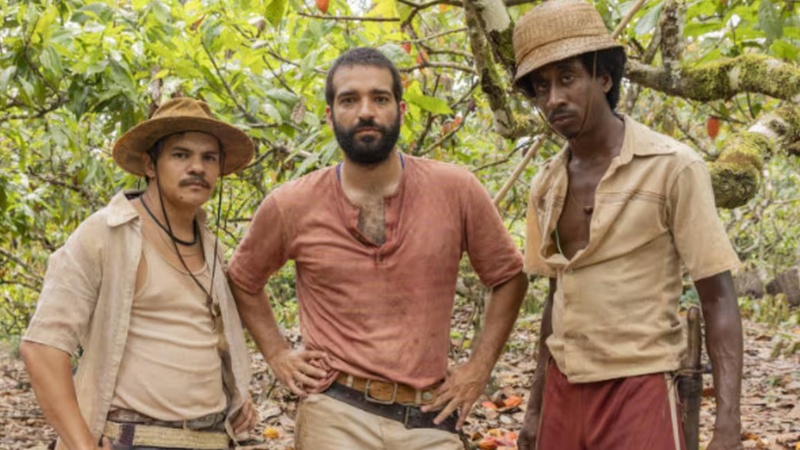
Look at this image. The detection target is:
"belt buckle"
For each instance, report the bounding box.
[364,379,397,405]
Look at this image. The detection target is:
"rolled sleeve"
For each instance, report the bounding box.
[668,160,740,281]
[23,223,103,355]
[462,175,524,288]
[228,195,289,294]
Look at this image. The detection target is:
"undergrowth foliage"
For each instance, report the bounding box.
[1,0,800,337]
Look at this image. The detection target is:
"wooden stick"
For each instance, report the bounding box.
[612,0,648,39]
[492,137,544,208]
[679,305,703,450]
[490,0,647,208]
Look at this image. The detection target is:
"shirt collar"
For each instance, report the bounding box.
[618,114,677,164]
[549,115,677,171]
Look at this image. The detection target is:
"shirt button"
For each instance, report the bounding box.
[422,392,433,401]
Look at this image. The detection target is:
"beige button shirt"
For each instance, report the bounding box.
[524,116,740,383]
[24,191,251,444]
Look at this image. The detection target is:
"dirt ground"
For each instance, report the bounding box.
[1,317,798,450]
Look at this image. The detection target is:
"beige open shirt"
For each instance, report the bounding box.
[524,116,740,383]
[24,191,251,445]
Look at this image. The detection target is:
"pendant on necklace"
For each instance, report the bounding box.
[583,206,594,215]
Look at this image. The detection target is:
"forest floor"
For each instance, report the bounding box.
[1,313,798,450]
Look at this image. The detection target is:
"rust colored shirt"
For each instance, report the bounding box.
[524,116,740,383]
[229,155,523,390]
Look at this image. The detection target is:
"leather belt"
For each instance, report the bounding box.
[335,373,439,406]
[106,409,227,431]
[323,382,459,433]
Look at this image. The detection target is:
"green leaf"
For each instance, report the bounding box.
[262,102,283,122]
[0,180,7,214]
[40,46,63,75]
[758,0,783,42]
[150,2,172,26]
[684,21,723,38]
[71,3,114,24]
[633,1,664,36]
[770,40,797,60]
[377,43,413,66]
[265,0,288,27]
[405,88,453,115]
[0,66,16,93]
[265,88,299,106]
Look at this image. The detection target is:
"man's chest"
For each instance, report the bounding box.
[292,202,465,279]
[536,162,673,263]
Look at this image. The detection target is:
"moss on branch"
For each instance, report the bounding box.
[709,132,770,209]
[627,54,800,102]
[709,106,800,208]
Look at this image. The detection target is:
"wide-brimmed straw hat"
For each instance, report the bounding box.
[513,0,622,92]
[112,98,254,176]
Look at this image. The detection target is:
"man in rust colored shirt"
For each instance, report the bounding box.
[228,47,528,449]
[512,2,744,450]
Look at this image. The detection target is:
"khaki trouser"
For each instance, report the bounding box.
[295,393,465,450]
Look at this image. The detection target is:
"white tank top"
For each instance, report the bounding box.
[110,238,226,420]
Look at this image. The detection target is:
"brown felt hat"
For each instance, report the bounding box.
[112,98,254,176]
[513,0,622,91]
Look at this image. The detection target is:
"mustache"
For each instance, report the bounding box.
[179,176,210,189]
[352,119,385,133]
[548,109,572,122]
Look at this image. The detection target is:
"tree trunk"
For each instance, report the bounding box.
[766,268,800,308]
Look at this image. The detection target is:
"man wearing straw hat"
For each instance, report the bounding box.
[20,98,258,450]
[227,47,528,449]
[512,2,744,450]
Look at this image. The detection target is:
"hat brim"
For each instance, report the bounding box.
[112,116,254,176]
[514,35,622,89]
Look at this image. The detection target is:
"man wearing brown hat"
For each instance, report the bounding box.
[20,98,257,450]
[512,2,744,450]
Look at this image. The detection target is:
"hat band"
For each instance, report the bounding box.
[516,28,611,62]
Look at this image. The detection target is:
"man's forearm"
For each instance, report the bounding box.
[229,282,290,363]
[20,341,97,450]
[469,271,529,372]
[695,272,743,432]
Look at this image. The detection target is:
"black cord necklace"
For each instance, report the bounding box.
[140,195,199,247]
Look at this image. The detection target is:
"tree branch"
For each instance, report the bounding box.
[0,98,66,124]
[464,2,532,139]
[26,170,103,209]
[659,0,687,71]
[396,0,462,7]
[422,112,470,155]
[0,247,44,288]
[201,41,275,127]
[463,0,517,77]
[398,61,477,74]
[297,12,400,22]
[406,28,468,43]
[710,105,800,209]
[625,55,800,103]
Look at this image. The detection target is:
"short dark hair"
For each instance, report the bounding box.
[517,47,627,111]
[577,47,627,110]
[325,47,403,107]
